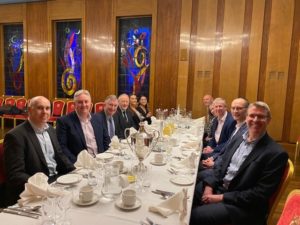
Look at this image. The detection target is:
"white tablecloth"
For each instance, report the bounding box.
[0,119,204,225]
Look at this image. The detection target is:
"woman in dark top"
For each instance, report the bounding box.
[128,94,142,129]
[137,95,152,125]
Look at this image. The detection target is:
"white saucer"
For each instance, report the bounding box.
[115,197,142,210]
[150,160,167,166]
[170,176,194,186]
[73,193,99,206]
[96,152,114,162]
[56,174,82,185]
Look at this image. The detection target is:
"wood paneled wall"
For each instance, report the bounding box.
[0,0,299,143]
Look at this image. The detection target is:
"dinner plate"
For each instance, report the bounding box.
[56,174,82,185]
[73,193,99,206]
[150,160,167,166]
[96,152,114,162]
[170,176,194,186]
[115,197,141,211]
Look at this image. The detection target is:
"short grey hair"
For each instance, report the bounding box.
[73,89,91,101]
[105,95,118,103]
[213,97,227,107]
[248,101,271,119]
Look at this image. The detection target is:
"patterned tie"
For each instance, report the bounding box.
[108,117,114,138]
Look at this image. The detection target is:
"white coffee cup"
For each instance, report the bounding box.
[122,189,136,206]
[79,185,94,202]
[113,160,124,172]
[154,153,164,163]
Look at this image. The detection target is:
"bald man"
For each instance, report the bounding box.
[4,96,75,206]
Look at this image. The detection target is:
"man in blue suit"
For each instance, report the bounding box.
[56,90,110,163]
[202,98,236,159]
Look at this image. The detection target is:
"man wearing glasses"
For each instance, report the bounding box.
[191,101,288,225]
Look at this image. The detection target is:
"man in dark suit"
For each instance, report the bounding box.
[202,98,236,158]
[4,96,75,206]
[113,93,135,139]
[190,101,289,225]
[98,95,118,139]
[56,90,110,163]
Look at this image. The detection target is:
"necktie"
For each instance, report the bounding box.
[122,110,128,122]
[108,117,114,138]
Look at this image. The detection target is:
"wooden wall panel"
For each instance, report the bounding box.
[263,0,294,140]
[245,0,265,102]
[177,0,192,110]
[0,4,24,23]
[26,2,49,97]
[289,0,300,142]
[190,0,217,118]
[154,0,181,109]
[47,0,85,19]
[115,0,153,16]
[218,0,245,102]
[85,0,114,103]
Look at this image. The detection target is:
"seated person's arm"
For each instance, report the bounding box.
[4,133,30,187]
[56,118,77,163]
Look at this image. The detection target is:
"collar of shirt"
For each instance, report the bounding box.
[76,111,92,123]
[242,131,265,145]
[236,121,246,129]
[28,119,49,134]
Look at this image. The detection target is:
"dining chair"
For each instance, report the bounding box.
[1,96,16,130]
[48,99,65,127]
[11,97,28,127]
[276,189,300,225]
[65,100,75,115]
[0,96,4,106]
[94,102,105,113]
[267,159,294,224]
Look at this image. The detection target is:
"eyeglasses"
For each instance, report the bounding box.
[247,114,268,121]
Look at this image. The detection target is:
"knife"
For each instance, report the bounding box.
[7,207,41,216]
[152,189,175,196]
[2,208,39,219]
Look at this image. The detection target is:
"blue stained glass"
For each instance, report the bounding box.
[118,17,152,98]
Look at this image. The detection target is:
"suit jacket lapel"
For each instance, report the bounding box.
[24,121,48,168]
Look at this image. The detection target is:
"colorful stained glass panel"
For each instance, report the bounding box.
[55,21,82,98]
[118,17,152,98]
[3,24,24,96]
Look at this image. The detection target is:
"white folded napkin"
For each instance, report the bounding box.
[74,150,97,169]
[171,152,197,169]
[18,173,65,206]
[109,136,120,149]
[151,116,157,122]
[193,116,205,124]
[129,127,137,135]
[149,188,188,220]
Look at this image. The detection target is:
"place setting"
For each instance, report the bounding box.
[72,185,99,206]
[150,153,167,166]
[115,189,142,211]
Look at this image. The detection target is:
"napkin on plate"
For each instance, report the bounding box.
[74,150,97,169]
[18,173,65,206]
[109,136,120,149]
[149,188,188,220]
[171,152,197,169]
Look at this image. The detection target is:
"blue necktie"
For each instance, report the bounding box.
[108,117,114,138]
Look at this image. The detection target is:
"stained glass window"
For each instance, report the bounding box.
[117,17,152,98]
[3,24,24,96]
[55,21,82,98]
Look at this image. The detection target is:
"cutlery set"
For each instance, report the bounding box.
[1,205,41,219]
[151,189,175,199]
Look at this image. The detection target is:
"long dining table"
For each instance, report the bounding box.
[0,118,204,225]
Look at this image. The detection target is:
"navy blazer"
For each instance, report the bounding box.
[113,107,135,139]
[207,112,236,154]
[203,133,288,225]
[4,120,75,205]
[56,111,110,163]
